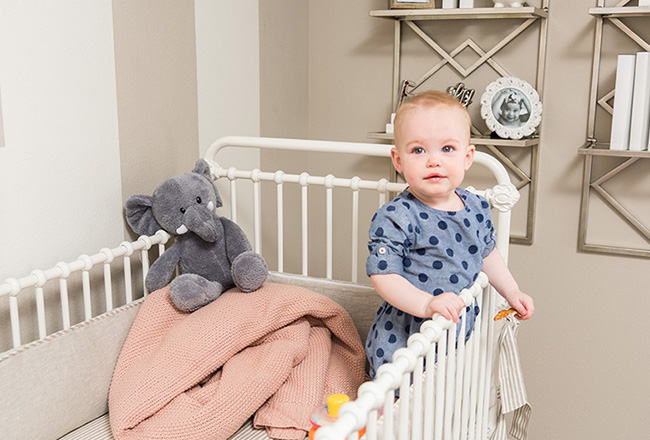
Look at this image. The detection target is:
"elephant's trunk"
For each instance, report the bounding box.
[182,206,219,242]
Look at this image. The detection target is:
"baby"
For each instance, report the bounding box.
[495,92,529,128]
[365,90,534,377]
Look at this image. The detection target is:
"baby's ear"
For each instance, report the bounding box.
[465,144,475,171]
[390,147,403,173]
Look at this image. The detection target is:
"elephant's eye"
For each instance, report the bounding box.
[180,207,186,214]
[196,196,202,204]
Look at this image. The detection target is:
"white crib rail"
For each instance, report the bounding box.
[0,230,171,349]
[205,136,516,277]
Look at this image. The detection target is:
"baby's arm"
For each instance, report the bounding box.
[482,249,534,320]
[370,273,466,323]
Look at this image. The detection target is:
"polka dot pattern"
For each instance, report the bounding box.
[365,188,496,378]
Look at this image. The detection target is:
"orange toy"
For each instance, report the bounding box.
[309,394,365,440]
[494,307,518,321]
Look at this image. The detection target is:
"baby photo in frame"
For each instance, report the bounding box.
[480,77,542,140]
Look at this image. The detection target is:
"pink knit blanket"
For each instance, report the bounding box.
[108,283,367,440]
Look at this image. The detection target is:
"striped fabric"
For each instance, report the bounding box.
[58,415,112,440]
[57,415,276,440]
[491,316,531,440]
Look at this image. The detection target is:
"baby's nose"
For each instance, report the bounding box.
[427,154,442,166]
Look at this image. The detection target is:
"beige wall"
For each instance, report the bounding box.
[113,0,200,242]
[260,0,650,438]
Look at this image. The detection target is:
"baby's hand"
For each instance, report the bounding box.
[425,292,466,323]
[504,290,534,320]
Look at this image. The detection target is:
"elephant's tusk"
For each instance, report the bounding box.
[207,201,214,211]
[176,224,188,235]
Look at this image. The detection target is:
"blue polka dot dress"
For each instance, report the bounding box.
[365,188,496,378]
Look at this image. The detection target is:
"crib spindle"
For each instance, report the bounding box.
[476,287,494,439]
[56,262,72,329]
[273,171,285,273]
[460,335,475,440]
[228,167,238,223]
[7,278,22,348]
[78,254,93,321]
[434,329,448,440]
[378,178,389,208]
[453,306,468,440]
[325,174,334,280]
[423,334,436,440]
[300,172,309,276]
[31,269,48,340]
[120,241,135,301]
[411,355,424,440]
[383,391,394,440]
[350,177,361,283]
[252,170,262,255]
[101,249,114,312]
[444,311,459,440]
[398,373,410,440]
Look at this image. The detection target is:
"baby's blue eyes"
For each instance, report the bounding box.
[410,145,456,154]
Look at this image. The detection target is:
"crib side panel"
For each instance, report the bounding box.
[0,300,141,440]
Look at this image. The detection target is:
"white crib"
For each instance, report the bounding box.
[0,136,524,440]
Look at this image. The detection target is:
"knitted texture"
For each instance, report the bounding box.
[108,283,367,440]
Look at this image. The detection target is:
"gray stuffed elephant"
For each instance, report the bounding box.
[125,159,268,312]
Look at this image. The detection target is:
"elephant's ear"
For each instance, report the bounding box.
[192,159,223,208]
[125,194,162,236]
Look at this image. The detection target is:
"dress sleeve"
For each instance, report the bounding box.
[480,196,496,259]
[366,206,413,277]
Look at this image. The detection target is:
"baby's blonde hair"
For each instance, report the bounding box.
[394,90,471,143]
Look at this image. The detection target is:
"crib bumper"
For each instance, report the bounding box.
[0,301,142,440]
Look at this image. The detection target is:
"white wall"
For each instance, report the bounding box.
[0,0,123,280]
[0,0,262,280]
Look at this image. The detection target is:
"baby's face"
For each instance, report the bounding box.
[501,102,520,122]
[391,105,474,210]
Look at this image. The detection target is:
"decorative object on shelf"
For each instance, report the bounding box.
[397,79,416,109]
[386,80,416,134]
[442,0,475,9]
[447,82,475,108]
[390,0,434,9]
[480,77,542,140]
[609,54,636,151]
[492,1,524,7]
[628,52,650,151]
[608,52,650,151]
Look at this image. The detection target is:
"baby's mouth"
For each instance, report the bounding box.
[425,173,445,181]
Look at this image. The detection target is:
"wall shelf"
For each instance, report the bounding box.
[588,5,650,17]
[369,6,547,21]
[369,2,549,245]
[369,132,540,148]
[578,2,650,258]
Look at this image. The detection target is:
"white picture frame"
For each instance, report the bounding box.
[480,77,542,140]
